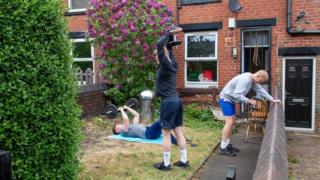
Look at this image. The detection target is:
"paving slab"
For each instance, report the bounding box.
[196,125,263,180]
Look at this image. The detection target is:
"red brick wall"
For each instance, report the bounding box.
[76,90,108,118]
[163,0,320,88]
[64,0,320,129]
[162,0,320,130]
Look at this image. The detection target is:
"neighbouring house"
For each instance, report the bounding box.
[64,0,320,132]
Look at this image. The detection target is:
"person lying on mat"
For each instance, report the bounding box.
[112,105,178,145]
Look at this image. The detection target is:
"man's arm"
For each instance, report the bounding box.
[252,84,274,101]
[123,105,140,124]
[233,79,250,103]
[157,32,172,67]
[118,107,129,132]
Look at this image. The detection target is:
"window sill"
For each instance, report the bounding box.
[177,87,219,95]
[64,10,86,16]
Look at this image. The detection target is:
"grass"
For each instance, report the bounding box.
[288,154,299,180]
[79,104,223,180]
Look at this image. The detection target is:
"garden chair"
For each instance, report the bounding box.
[245,98,269,142]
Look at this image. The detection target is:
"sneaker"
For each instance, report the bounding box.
[153,162,171,171]
[219,147,237,156]
[227,144,240,153]
[173,161,190,168]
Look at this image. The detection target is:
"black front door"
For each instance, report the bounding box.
[285,59,313,128]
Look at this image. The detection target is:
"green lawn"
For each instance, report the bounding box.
[79,104,223,180]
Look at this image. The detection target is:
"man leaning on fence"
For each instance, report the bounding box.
[218,70,281,156]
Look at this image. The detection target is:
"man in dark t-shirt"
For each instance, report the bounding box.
[153,27,189,171]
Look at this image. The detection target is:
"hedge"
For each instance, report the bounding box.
[0,0,81,179]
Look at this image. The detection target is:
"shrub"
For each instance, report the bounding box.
[184,104,224,130]
[87,0,173,104]
[0,0,81,179]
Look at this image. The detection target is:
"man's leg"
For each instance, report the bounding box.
[154,99,176,171]
[145,120,162,139]
[219,98,237,156]
[173,127,189,167]
[162,128,172,166]
[221,116,235,147]
[145,120,178,144]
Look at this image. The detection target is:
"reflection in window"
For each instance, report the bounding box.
[69,0,88,10]
[187,61,217,82]
[73,42,91,58]
[72,39,94,71]
[186,34,216,59]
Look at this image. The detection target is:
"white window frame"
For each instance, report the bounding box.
[184,31,218,88]
[71,38,95,82]
[68,0,87,12]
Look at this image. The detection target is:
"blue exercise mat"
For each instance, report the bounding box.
[107,134,163,145]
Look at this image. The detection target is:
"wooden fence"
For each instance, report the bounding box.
[76,68,107,94]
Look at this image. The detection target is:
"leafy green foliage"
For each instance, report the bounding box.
[184,104,224,130]
[0,0,81,179]
[88,0,173,104]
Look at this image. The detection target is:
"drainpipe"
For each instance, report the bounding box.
[287,0,320,34]
[176,0,180,24]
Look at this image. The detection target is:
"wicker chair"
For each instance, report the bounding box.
[245,99,269,142]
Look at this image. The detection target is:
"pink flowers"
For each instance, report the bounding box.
[87,0,174,101]
[98,63,106,69]
[123,56,129,62]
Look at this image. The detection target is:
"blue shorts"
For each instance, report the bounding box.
[219,98,236,116]
[160,96,183,129]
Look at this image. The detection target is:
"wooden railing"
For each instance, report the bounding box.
[253,87,288,180]
[76,68,107,94]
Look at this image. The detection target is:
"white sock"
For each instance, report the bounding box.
[180,149,187,163]
[226,139,231,145]
[163,152,171,166]
[221,140,228,149]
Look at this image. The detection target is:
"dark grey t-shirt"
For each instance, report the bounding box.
[120,124,146,139]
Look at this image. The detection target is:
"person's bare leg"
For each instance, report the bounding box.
[222,116,235,142]
[173,127,188,165]
[162,129,172,166]
[220,115,237,156]
[173,127,186,150]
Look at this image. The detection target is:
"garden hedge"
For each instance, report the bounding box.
[0,0,81,179]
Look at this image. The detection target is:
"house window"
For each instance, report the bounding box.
[72,38,94,72]
[68,0,88,12]
[185,32,218,88]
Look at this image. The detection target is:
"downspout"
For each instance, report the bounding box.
[176,0,180,24]
[287,0,320,34]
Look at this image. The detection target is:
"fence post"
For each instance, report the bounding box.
[0,150,11,180]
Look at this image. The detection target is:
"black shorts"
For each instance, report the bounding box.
[160,96,183,129]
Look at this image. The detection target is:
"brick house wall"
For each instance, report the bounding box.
[64,0,319,131]
[162,0,320,131]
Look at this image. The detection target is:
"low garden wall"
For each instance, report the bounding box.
[76,84,108,118]
[253,90,288,180]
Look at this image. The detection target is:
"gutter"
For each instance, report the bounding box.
[287,0,320,34]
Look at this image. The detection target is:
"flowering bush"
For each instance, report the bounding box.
[88,0,173,104]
